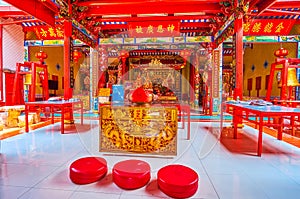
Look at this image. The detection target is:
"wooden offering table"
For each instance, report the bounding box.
[224,101,300,156]
[99,104,178,155]
[25,99,83,134]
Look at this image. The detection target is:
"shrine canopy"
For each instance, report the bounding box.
[0,0,300,43]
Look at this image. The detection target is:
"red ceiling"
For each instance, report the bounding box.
[1,0,300,38]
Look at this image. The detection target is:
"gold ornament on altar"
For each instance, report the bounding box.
[149,58,163,67]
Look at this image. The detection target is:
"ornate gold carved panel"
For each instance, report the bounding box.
[99,105,178,155]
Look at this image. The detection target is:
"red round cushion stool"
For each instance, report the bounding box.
[69,157,108,185]
[157,164,199,198]
[112,159,151,190]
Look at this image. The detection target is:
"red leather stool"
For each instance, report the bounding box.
[112,159,151,190]
[69,157,107,184]
[157,164,199,198]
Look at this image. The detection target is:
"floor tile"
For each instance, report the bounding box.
[0,185,30,199]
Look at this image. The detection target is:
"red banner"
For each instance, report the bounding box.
[128,21,180,37]
[243,19,296,36]
[34,26,64,40]
[212,50,220,98]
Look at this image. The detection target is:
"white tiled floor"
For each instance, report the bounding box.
[1,119,300,199]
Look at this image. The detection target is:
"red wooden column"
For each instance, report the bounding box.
[234,14,244,100]
[64,20,72,100]
[0,24,3,103]
[63,20,74,124]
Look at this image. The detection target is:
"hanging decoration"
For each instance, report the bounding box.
[118,50,129,83]
[73,49,82,63]
[274,47,289,58]
[35,51,48,63]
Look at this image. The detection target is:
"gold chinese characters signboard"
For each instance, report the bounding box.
[128,21,180,37]
[243,19,296,36]
[100,106,178,155]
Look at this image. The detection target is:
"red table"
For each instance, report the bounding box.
[25,99,83,134]
[223,102,300,156]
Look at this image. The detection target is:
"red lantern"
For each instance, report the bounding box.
[274,47,289,58]
[35,51,48,62]
[73,49,82,63]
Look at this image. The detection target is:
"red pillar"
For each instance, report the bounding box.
[63,20,74,124]
[63,20,72,100]
[0,25,3,102]
[234,15,244,100]
[233,0,244,128]
[189,58,195,104]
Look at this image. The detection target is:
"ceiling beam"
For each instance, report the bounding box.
[0,5,28,16]
[3,0,56,26]
[256,0,278,16]
[99,21,210,30]
[78,0,220,6]
[0,11,28,17]
[271,1,300,9]
[84,2,220,16]
[265,8,300,16]
[100,24,128,30]
[249,0,261,10]
[95,15,213,23]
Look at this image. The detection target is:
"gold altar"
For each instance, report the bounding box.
[99,105,178,155]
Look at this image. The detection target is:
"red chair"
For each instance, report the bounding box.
[112,159,151,189]
[69,157,107,184]
[157,164,199,198]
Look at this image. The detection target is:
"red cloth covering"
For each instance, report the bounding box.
[130,87,152,103]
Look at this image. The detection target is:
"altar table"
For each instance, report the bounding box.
[25,99,83,134]
[224,102,300,156]
[153,102,191,140]
[100,105,178,155]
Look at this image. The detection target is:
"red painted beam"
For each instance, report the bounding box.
[78,0,220,6]
[0,5,28,16]
[84,2,220,16]
[99,21,210,32]
[100,24,128,30]
[265,9,300,16]
[0,19,38,25]
[271,1,300,9]
[96,15,213,24]
[256,0,277,16]
[3,0,56,26]
[249,0,261,10]
[0,11,28,17]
